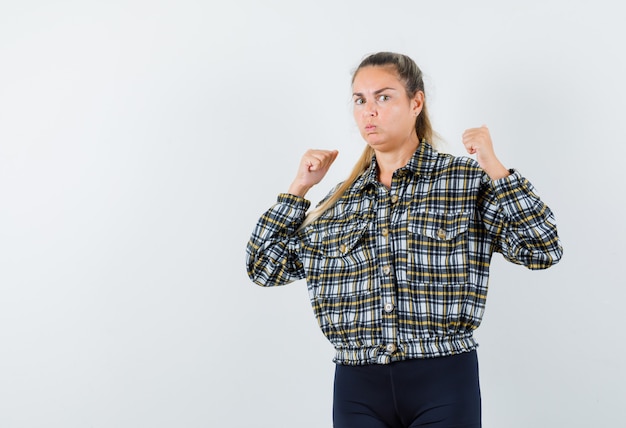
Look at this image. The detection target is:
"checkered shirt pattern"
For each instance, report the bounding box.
[246,142,562,365]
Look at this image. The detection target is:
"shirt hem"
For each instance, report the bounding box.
[332,334,478,365]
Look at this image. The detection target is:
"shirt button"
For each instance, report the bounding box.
[382,265,391,275]
[384,302,394,313]
[339,244,347,254]
[390,194,399,204]
[437,228,446,240]
[386,343,397,353]
[381,228,389,237]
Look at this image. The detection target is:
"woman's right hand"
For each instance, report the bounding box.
[287,149,339,197]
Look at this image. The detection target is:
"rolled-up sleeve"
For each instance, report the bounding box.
[246,193,310,286]
[478,170,563,269]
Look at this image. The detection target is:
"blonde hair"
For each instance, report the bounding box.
[300,52,436,229]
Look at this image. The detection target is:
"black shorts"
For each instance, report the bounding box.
[333,351,481,428]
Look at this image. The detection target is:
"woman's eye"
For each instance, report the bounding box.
[378,95,390,102]
[354,98,365,105]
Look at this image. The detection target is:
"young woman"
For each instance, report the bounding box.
[246,52,562,428]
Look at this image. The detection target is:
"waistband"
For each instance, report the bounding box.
[333,333,478,365]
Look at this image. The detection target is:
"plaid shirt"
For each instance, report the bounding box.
[246,142,562,365]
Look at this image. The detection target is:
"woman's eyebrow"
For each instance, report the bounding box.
[352,87,398,97]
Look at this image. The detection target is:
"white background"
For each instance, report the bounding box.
[1,1,624,427]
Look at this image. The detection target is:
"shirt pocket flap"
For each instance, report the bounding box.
[322,221,368,258]
[408,211,470,241]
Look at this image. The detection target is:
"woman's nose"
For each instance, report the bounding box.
[364,103,377,117]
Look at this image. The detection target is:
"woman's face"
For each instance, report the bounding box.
[352,66,423,152]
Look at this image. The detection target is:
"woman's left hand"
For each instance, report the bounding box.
[462,125,510,180]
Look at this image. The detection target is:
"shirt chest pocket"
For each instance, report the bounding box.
[407,211,470,285]
[314,220,376,297]
[322,222,367,257]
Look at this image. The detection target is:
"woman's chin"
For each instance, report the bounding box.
[364,135,386,147]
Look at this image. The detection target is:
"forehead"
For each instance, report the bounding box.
[352,66,403,91]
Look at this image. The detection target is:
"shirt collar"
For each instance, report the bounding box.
[354,142,438,191]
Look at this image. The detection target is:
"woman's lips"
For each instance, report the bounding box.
[365,125,376,133]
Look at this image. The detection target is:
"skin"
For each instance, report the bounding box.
[288,66,509,197]
[462,125,510,180]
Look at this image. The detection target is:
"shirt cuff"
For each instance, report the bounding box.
[277,193,311,211]
[491,169,523,188]
[488,169,540,215]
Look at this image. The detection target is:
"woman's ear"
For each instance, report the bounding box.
[412,91,425,116]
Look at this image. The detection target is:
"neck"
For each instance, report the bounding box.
[375,139,420,188]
